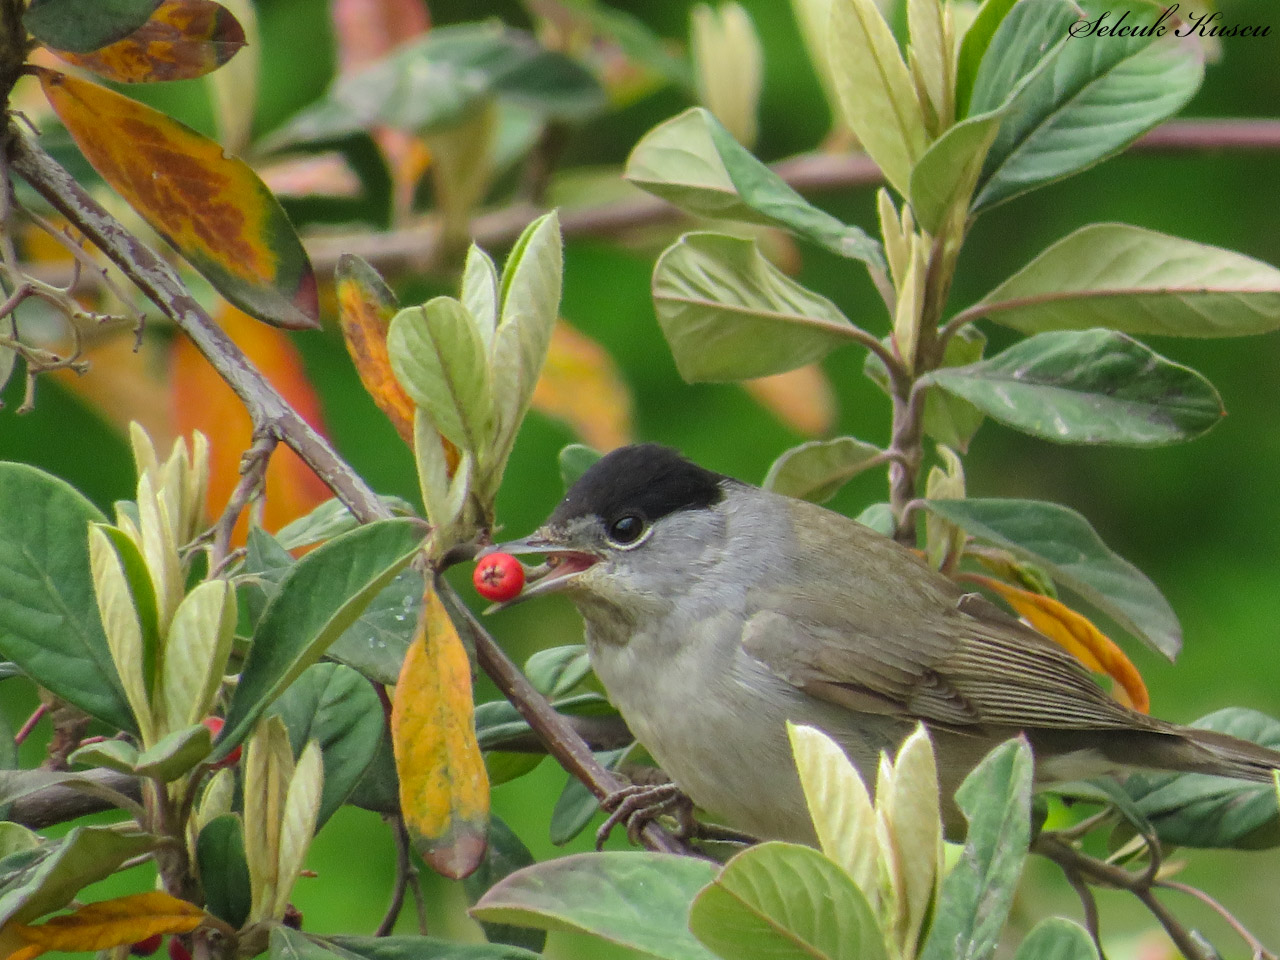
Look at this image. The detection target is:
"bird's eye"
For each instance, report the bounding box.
[607,514,646,546]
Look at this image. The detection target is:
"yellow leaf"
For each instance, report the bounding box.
[391,583,489,880]
[971,575,1150,713]
[531,321,633,452]
[243,715,294,922]
[14,891,203,953]
[742,364,836,436]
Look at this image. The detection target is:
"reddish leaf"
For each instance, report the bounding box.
[743,364,837,437]
[332,0,430,71]
[970,574,1150,714]
[171,305,331,542]
[14,892,204,955]
[335,254,414,446]
[532,320,633,451]
[391,583,489,879]
[35,68,319,329]
[54,0,246,83]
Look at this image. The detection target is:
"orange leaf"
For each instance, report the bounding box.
[54,0,246,83]
[532,320,633,451]
[971,575,1150,714]
[14,891,203,954]
[335,254,414,446]
[391,582,489,879]
[35,68,318,329]
[171,304,331,541]
[743,363,837,437]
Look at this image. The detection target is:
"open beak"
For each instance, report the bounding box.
[479,528,601,611]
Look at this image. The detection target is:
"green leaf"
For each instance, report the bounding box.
[922,324,986,453]
[763,437,883,503]
[1121,708,1280,849]
[909,111,1003,234]
[963,223,1280,337]
[267,24,604,148]
[974,5,1203,210]
[270,663,383,827]
[162,578,237,731]
[133,722,213,780]
[327,567,422,686]
[549,746,628,845]
[239,525,295,630]
[924,329,1224,446]
[922,497,1180,658]
[472,851,719,960]
[275,496,415,552]
[328,933,544,960]
[625,108,884,268]
[653,232,861,382]
[0,825,157,928]
[559,444,601,490]
[967,0,1078,118]
[197,814,252,929]
[462,816,545,954]
[67,738,139,775]
[389,297,492,453]
[855,503,896,537]
[92,524,161,699]
[24,0,161,53]
[1012,918,1100,960]
[346,727,400,814]
[689,841,888,960]
[954,0,1020,116]
[828,0,928,195]
[217,519,424,761]
[0,463,134,733]
[919,738,1033,960]
[524,645,592,699]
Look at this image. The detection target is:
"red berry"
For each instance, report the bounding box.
[202,716,242,768]
[130,934,163,956]
[168,937,192,960]
[473,553,525,602]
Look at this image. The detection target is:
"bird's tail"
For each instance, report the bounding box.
[1169,724,1280,783]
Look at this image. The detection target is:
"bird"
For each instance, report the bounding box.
[488,443,1280,843]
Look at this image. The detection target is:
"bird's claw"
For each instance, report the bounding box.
[595,782,692,849]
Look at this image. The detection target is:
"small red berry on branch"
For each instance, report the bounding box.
[202,716,242,768]
[473,553,525,602]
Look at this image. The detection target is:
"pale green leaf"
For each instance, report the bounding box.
[275,740,323,917]
[67,738,139,775]
[162,578,236,730]
[786,723,879,904]
[691,2,763,148]
[461,244,500,351]
[763,437,883,502]
[653,232,861,382]
[1012,918,1099,960]
[388,297,492,453]
[690,841,889,960]
[909,111,1002,234]
[828,0,928,195]
[245,715,294,922]
[883,725,941,954]
[133,723,213,780]
[473,852,719,960]
[965,224,1280,337]
[907,0,951,131]
[88,525,152,742]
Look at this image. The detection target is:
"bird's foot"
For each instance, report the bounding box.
[595,782,692,850]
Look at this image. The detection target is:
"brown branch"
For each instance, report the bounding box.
[6,769,143,829]
[300,117,1280,278]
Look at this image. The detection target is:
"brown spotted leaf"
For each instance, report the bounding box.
[391,582,489,879]
[14,892,204,955]
[36,68,318,329]
[54,0,246,83]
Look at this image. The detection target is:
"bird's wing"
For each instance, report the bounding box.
[739,500,1150,733]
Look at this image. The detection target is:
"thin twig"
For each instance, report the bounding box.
[13,702,46,744]
[1034,833,1213,960]
[206,433,277,571]
[375,814,412,937]
[1061,864,1108,960]
[1156,879,1277,960]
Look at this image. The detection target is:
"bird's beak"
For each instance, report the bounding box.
[479,527,602,611]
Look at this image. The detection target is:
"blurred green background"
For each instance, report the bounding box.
[3,0,1280,955]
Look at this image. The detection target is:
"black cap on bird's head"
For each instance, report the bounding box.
[483,444,729,607]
